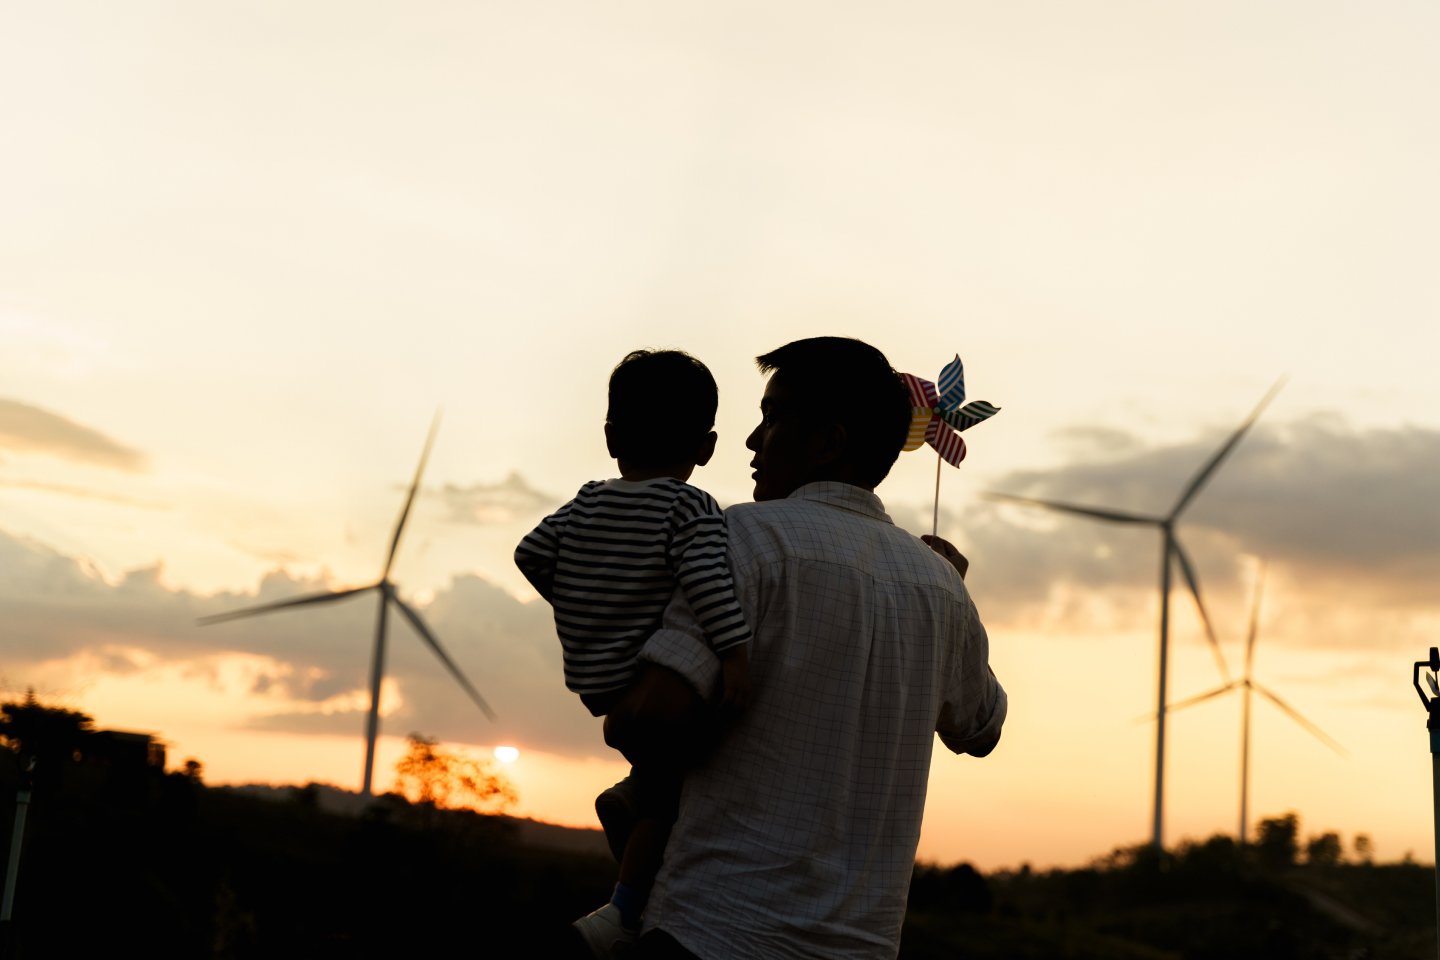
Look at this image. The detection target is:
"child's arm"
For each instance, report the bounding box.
[670,495,752,708]
[514,499,577,603]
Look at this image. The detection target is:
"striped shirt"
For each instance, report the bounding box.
[514,477,751,704]
[638,481,1006,960]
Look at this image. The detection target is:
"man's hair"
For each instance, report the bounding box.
[607,349,718,466]
[755,337,911,488]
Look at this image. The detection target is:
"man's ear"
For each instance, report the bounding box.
[604,422,618,459]
[813,421,848,469]
[695,431,718,467]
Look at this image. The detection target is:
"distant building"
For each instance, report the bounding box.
[86,729,167,772]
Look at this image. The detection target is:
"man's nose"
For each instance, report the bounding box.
[744,425,761,451]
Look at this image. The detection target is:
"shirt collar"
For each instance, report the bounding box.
[785,481,893,524]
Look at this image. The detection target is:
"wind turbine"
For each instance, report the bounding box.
[199,415,496,796]
[1168,562,1344,845]
[987,379,1284,852]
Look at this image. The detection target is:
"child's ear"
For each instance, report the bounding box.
[604,422,619,459]
[695,431,718,467]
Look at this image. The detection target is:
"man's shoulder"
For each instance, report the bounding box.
[729,499,969,591]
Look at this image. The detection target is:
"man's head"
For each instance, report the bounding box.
[747,337,910,501]
[606,349,719,475]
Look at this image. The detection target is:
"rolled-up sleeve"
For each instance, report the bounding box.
[638,592,723,700]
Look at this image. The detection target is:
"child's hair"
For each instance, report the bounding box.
[607,349,718,467]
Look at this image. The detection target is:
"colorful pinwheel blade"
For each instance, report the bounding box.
[928,423,968,467]
[937,355,966,412]
[903,414,929,451]
[941,399,1001,432]
[899,373,938,451]
[899,373,938,407]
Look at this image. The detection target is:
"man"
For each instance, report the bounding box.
[606,337,1006,960]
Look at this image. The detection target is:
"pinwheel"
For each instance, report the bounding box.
[898,354,1000,534]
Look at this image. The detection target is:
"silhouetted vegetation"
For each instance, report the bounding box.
[392,732,517,814]
[903,818,1436,959]
[1,696,1435,958]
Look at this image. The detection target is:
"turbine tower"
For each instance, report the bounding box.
[987,379,1284,852]
[200,414,495,796]
[1168,562,1344,844]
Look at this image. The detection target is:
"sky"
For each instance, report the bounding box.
[2,0,1438,871]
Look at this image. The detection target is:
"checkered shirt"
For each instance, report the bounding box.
[639,481,1007,960]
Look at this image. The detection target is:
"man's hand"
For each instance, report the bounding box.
[603,664,705,767]
[921,534,969,579]
[718,645,751,713]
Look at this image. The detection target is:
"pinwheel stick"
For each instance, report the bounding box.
[932,455,942,537]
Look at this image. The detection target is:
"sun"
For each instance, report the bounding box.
[493,745,520,763]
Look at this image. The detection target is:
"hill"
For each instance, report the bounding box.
[0,748,1435,958]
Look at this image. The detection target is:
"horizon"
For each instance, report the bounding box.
[6,692,1404,876]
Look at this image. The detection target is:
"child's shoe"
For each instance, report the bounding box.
[595,776,639,863]
[572,902,636,958]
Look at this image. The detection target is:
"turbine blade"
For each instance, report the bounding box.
[1170,377,1286,519]
[391,594,497,721]
[1245,561,1267,677]
[984,492,1159,525]
[1169,682,1239,713]
[198,585,375,625]
[1132,682,1237,723]
[383,410,442,580]
[1170,539,1230,683]
[1253,684,1346,756]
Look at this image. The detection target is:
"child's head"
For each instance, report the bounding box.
[606,349,718,475]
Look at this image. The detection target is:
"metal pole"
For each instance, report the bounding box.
[1153,531,1173,854]
[1,757,35,958]
[1412,647,1440,960]
[361,585,391,796]
[1432,747,1440,960]
[1240,680,1252,846]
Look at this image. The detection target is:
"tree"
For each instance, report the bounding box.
[1254,813,1299,870]
[393,733,518,814]
[1353,833,1374,864]
[0,689,95,762]
[1305,832,1343,867]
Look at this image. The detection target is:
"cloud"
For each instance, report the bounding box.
[6,413,1435,763]
[957,414,1440,649]
[0,478,164,507]
[432,471,558,525]
[0,398,147,472]
[0,527,597,758]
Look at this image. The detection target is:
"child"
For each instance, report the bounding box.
[514,349,751,955]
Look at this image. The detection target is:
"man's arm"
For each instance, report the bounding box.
[921,534,969,580]
[936,595,1007,757]
[604,575,729,765]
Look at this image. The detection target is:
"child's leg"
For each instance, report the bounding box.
[595,773,639,863]
[608,764,681,929]
[612,817,671,923]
